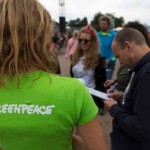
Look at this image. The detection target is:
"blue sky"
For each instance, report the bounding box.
[38,0,150,25]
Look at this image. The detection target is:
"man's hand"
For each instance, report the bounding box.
[107,89,124,100]
[104,80,115,88]
[106,59,110,65]
[104,89,124,111]
[104,98,117,111]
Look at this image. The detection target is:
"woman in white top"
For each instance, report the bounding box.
[71,25,106,110]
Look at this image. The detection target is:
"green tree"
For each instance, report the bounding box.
[68,17,88,28]
[90,12,103,31]
[114,17,124,28]
[80,17,88,27]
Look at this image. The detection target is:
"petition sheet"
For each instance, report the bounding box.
[87,88,109,101]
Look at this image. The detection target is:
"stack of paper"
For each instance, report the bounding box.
[87,88,109,101]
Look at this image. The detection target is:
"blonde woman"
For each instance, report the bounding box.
[72,25,106,113]
[0,0,107,150]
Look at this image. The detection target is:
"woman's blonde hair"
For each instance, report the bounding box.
[72,25,99,70]
[0,0,57,86]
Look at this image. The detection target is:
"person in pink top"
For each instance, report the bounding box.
[65,30,79,59]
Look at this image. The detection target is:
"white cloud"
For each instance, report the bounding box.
[38,0,150,25]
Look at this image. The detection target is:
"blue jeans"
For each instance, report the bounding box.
[106,63,115,80]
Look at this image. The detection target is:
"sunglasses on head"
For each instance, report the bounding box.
[78,39,91,44]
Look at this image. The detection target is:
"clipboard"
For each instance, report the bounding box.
[87,88,109,101]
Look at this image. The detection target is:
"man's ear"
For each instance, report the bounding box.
[124,41,131,50]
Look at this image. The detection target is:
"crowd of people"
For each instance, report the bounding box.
[64,15,150,150]
[1,0,150,150]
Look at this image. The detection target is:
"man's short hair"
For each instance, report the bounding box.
[115,27,146,48]
[99,15,110,25]
[125,21,149,46]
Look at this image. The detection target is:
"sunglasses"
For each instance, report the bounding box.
[78,39,91,44]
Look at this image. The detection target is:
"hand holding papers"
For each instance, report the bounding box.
[87,88,109,101]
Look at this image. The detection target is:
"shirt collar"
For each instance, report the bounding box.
[130,51,150,72]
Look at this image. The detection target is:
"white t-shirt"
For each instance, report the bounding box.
[72,57,96,88]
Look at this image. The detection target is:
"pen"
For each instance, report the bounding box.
[110,83,118,93]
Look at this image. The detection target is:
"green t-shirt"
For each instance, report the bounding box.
[0,71,98,150]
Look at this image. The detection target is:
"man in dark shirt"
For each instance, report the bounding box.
[105,28,150,150]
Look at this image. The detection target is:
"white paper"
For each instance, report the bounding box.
[87,88,109,101]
